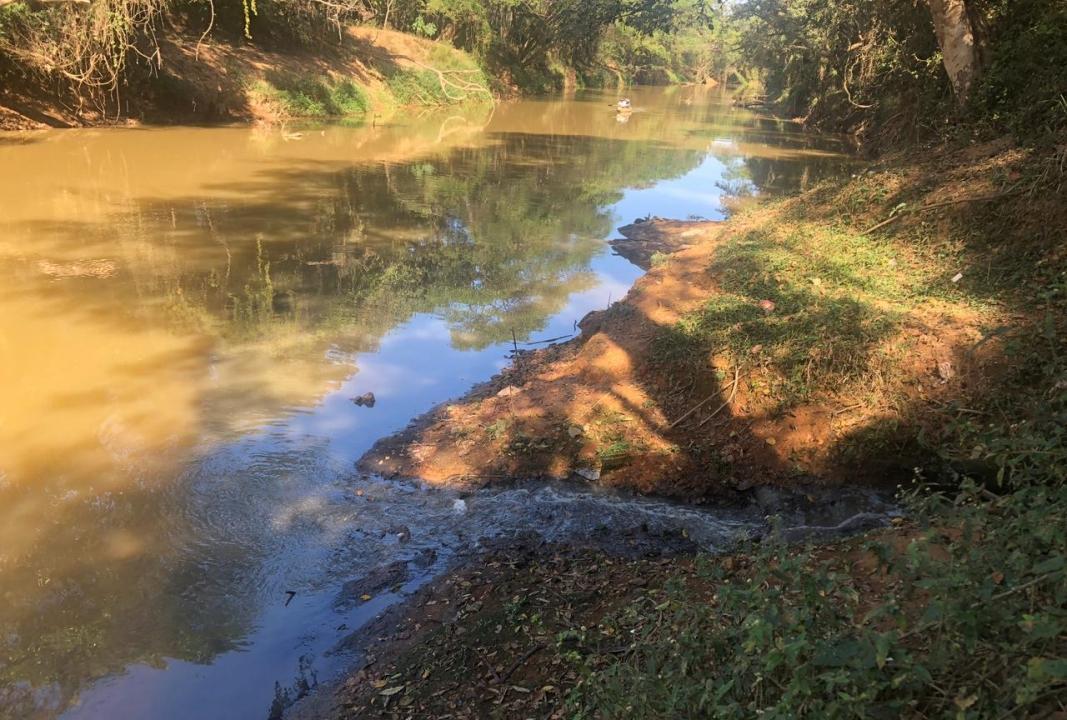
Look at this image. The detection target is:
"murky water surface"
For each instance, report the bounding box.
[0,88,857,718]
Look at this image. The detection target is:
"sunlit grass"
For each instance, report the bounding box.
[653,198,992,404]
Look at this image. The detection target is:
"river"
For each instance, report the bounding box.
[0,87,870,719]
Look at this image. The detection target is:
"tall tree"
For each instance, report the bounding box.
[926,0,981,102]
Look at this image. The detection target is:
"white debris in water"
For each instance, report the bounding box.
[452,498,467,514]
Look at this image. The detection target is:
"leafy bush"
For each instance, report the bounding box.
[971,0,1067,140]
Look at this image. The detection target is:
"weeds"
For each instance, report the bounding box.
[590,408,641,468]
[568,480,1067,718]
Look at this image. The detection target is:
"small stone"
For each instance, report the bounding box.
[758,299,776,313]
[352,392,376,407]
[567,425,584,439]
[496,385,521,398]
[575,467,601,482]
[937,360,955,382]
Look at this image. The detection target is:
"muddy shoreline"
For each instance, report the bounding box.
[286,480,897,719]
[356,214,920,499]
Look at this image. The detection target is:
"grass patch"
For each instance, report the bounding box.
[652,206,981,404]
[589,408,642,468]
[251,72,368,118]
[649,251,672,267]
[387,46,490,106]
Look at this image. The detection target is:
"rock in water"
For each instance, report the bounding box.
[352,392,376,407]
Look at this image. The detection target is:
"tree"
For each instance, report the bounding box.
[926,0,982,102]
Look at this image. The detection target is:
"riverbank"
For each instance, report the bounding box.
[303,135,1067,718]
[359,138,1039,497]
[0,26,490,130]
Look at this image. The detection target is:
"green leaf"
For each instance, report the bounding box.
[1027,657,1067,682]
[1032,555,1065,574]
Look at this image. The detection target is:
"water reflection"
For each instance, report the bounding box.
[0,86,850,718]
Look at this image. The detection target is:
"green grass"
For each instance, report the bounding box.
[651,210,981,404]
[386,47,490,106]
[589,408,642,468]
[252,73,368,118]
[649,251,672,267]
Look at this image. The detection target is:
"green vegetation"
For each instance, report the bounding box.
[0,0,692,113]
[729,0,1067,145]
[251,74,368,117]
[654,222,927,404]
[385,46,490,105]
[569,481,1067,719]
[569,124,1067,719]
[591,409,642,468]
[972,2,1067,138]
[588,0,733,86]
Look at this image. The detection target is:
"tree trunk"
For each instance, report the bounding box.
[927,0,981,103]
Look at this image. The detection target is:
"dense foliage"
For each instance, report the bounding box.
[729,0,1067,144]
[587,0,727,86]
[570,482,1067,719]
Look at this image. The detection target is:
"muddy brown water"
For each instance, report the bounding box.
[0,87,879,719]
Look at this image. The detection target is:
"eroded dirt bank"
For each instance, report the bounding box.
[0,26,486,130]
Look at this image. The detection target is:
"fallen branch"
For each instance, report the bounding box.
[669,364,743,429]
[493,643,546,685]
[194,0,215,61]
[524,333,573,346]
[697,364,742,428]
[861,186,1024,235]
[405,58,494,103]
